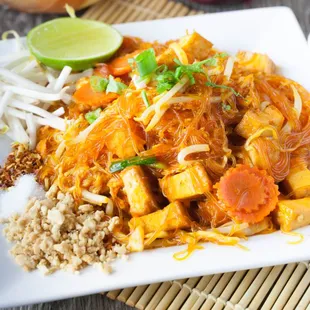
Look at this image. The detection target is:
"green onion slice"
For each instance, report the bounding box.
[135,48,158,78]
[109,156,157,173]
[90,76,109,92]
[106,75,127,95]
[85,108,102,124]
[141,90,150,107]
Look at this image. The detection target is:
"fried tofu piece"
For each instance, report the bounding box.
[105,129,136,158]
[159,164,212,202]
[274,198,310,231]
[127,226,145,252]
[157,32,213,66]
[235,105,284,139]
[107,176,129,212]
[156,48,176,67]
[121,166,158,217]
[283,168,310,199]
[179,32,213,63]
[129,201,191,234]
[236,51,276,74]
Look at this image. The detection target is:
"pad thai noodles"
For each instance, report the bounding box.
[1,30,310,269]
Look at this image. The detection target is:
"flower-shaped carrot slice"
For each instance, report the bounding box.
[215,165,279,224]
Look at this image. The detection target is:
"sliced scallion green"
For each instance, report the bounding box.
[85,108,102,124]
[135,48,158,77]
[141,90,150,107]
[90,76,109,92]
[106,75,127,95]
[109,156,157,173]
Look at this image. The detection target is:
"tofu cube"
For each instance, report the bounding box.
[105,126,136,158]
[283,168,310,199]
[235,105,284,139]
[236,51,276,74]
[127,226,145,252]
[159,164,212,202]
[129,201,191,234]
[179,32,213,63]
[121,166,158,217]
[274,198,310,231]
[157,32,213,66]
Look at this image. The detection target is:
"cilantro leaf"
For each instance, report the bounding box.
[154,53,229,94]
[205,81,242,97]
[156,70,178,93]
[173,53,227,85]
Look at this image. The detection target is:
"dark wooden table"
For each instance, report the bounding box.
[1,0,310,309]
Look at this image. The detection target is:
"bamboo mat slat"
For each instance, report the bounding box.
[82,1,310,309]
[82,0,200,22]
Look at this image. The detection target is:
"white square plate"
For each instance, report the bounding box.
[1,7,310,308]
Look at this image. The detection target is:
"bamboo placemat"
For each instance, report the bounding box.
[82,1,310,309]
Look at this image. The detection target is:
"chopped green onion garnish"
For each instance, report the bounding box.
[106,75,127,95]
[135,48,158,78]
[141,90,150,107]
[90,76,109,92]
[85,108,102,124]
[136,74,152,85]
[109,156,157,173]
[149,162,167,169]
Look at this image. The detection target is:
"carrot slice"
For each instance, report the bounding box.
[73,82,118,108]
[108,50,141,76]
[215,165,279,224]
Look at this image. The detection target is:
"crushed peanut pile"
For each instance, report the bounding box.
[0,144,42,188]
[0,184,127,275]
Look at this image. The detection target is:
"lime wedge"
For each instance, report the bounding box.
[27,18,123,71]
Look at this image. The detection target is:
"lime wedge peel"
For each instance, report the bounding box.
[27,18,123,71]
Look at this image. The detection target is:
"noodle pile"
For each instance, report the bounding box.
[35,32,310,253]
